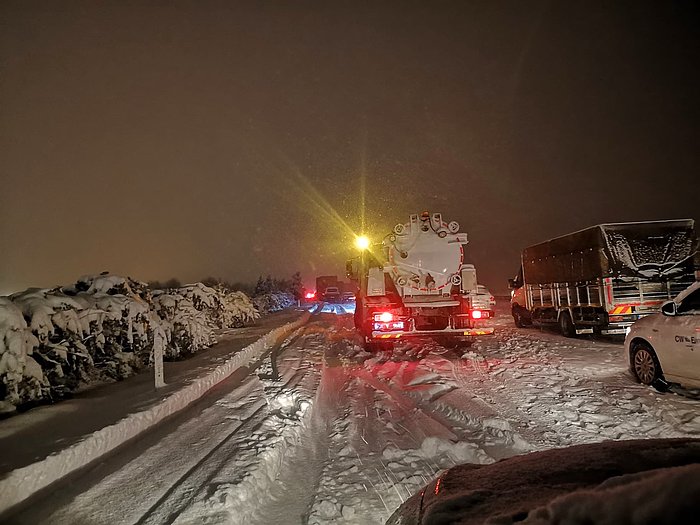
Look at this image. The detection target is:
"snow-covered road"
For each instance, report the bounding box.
[10,305,700,525]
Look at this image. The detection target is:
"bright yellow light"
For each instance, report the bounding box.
[355,235,370,251]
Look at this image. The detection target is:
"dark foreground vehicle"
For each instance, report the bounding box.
[387,438,700,525]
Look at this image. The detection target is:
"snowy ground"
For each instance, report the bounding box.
[7,302,700,524]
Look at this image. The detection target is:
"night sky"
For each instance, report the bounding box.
[1,1,698,294]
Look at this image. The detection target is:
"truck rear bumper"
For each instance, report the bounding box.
[573,324,630,335]
[370,327,495,339]
[601,326,631,335]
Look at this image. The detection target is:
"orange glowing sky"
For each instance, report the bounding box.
[1,1,698,294]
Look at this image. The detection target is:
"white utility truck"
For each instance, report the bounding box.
[348,211,494,349]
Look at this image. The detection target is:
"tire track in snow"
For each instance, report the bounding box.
[463,326,700,447]
[37,327,309,525]
[168,326,337,524]
[416,352,549,455]
[353,349,535,459]
[136,329,315,524]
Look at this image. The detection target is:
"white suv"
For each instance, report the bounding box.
[625,281,700,389]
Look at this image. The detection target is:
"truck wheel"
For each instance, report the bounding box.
[559,312,576,338]
[512,307,530,328]
[631,341,663,386]
[513,310,523,328]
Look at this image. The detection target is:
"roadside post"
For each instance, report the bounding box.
[154,329,166,388]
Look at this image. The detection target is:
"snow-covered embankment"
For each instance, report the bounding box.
[0,312,310,515]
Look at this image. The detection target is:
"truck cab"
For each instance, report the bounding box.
[508,267,530,328]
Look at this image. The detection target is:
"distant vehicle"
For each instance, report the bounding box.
[322,286,341,302]
[316,275,339,297]
[509,220,698,337]
[341,291,355,302]
[625,281,700,389]
[348,211,494,350]
[387,438,700,524]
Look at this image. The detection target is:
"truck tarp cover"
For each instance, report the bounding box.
[523,220,697,284]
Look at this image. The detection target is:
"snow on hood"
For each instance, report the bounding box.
[603,227,697,279]
[389,438,700,525]
[522,463,700,524]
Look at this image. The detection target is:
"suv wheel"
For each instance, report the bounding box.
[632,341,663,385]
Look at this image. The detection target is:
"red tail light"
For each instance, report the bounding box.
[305,292,316,299]
[471,310,491,319]
[375,312,394,323]
[371,311,405,332]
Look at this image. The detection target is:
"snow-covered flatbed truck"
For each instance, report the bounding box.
[509,219,699,336]
[349,212,494,349]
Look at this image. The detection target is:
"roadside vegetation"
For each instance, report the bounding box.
[0,271,303,414]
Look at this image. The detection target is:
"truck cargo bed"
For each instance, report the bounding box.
[523,220,697,284]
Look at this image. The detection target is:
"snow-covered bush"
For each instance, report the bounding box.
[0,298,44,413]
[10,288,95,400]
[153,284,261,357]
[0,274,260,412]
[152,290,215,357]
[253,292,296,313]
[219,290,259,327]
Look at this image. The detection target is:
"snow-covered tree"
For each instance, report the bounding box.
[0,273,261,413]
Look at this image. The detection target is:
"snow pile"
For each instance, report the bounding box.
[308,435,495,525]
[220,290,259,326]
[179,388,317,524]
[0,274,260,412]
[383,437,493,469]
